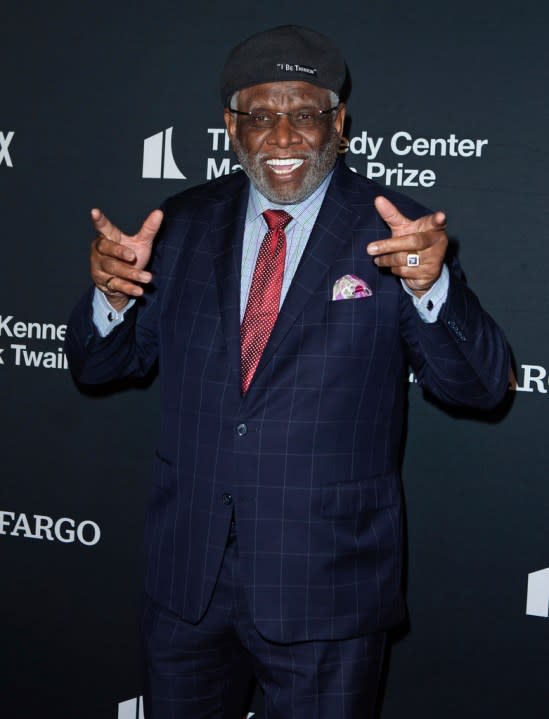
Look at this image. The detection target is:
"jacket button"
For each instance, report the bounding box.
[236,423,248,437]
[222,493,233,506]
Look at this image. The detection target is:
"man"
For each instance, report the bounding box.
[66,25,510,719]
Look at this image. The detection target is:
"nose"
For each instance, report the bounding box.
[266,114,301,148]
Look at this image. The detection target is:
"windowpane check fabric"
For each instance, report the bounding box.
[240,209,292,394]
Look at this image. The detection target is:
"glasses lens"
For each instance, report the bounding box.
[291,109,319,127]
[248,111,276,128]
[243,108,331,129]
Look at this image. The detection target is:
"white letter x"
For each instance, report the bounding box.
[0,132,15,167]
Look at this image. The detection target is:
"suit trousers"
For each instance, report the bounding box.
[142,523,387,719]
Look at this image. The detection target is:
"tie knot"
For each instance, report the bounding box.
[263,209,292,231]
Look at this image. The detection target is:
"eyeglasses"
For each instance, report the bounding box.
[228,105,340,130]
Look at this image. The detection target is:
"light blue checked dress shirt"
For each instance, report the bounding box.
[93,173,448,335]
[239,171,334,321]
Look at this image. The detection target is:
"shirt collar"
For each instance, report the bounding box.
[246,169,334,227]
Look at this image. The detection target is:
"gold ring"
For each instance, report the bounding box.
[105,276,116,291]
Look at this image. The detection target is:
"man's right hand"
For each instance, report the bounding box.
[90,208,164,311]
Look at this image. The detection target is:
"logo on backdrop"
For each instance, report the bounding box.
[526,568,549,618]
[0,313,68,370]
[411,364,548,395]
[118,697,145,719]
[0,131,15,167]
[142,127,186,179]
[338,130,488,189]
[509,365,548,394]
[0,510,101,546]
[141,126,489,189]
[117,697,254,718]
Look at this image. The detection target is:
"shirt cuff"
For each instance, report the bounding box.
[401,264,449,323]
[92,288,135,337]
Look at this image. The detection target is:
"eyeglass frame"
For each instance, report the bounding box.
[226,104,341,129]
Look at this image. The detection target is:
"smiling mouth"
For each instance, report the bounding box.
[265,158,305,175]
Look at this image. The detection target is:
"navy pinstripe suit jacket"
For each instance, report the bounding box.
[66,160,509,643]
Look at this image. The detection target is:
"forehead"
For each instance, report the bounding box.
[237,81,332,107]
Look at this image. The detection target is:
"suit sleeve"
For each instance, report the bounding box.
[399,255,511,409]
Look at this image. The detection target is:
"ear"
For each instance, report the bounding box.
[224,108,235,140]
[334,103,346,137]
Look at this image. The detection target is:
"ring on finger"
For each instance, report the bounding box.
[406,253,420,267]
[105,276,116,292]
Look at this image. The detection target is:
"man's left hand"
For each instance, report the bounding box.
[367,196,448,297]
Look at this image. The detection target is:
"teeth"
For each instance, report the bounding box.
[266,158,304,174]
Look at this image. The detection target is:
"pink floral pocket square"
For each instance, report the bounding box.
[332,274,373,300]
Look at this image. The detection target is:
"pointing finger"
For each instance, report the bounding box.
[90,208,121,243]
[374,196,409,231]
[375,196,447,235]
[368,235,425,257]
[136,209,164,244]
[367,228,447,257]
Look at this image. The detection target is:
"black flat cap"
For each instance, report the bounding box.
[220,25,346,106]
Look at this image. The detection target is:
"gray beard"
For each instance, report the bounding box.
[231,127,340,204]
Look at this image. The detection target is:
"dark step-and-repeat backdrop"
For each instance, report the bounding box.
[1,1,547,717]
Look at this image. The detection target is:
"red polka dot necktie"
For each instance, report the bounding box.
[240,209,292,394]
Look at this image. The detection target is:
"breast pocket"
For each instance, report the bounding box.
[322,297,385,357]
[326,296,378,323]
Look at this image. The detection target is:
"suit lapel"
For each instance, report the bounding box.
[212,175,249,384]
